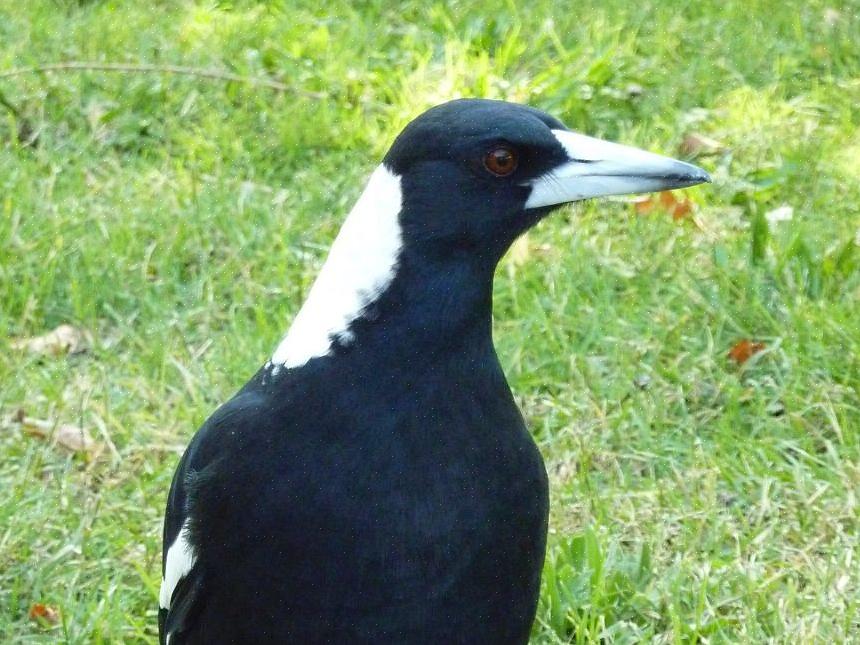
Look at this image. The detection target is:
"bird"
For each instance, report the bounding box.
[158,98,709,644]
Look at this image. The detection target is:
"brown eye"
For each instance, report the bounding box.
[483,147,518,177]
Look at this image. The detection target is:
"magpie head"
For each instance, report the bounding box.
[270,99,710,369]
[383,98,710,263]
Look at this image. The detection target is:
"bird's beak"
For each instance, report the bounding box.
[524,129,711,209]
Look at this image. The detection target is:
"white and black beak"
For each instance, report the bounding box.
[525,129,711,209]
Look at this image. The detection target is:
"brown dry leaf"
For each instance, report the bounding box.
[29,603,61,626]
[10,324,91,356]
[20,416,100,455]
[55,423,98,453]
[678,133,726,158]
[634,191,694,221]
[658,192,676,209]
[671,198,693,221]
[727,339,766,365]
[633,195,657,215]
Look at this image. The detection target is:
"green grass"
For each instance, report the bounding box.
[1,0,858,642]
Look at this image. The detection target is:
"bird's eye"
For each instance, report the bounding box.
[483,147,518,177]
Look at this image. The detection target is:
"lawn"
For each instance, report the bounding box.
[1,0,858,642]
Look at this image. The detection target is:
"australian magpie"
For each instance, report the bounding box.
[159,98,709,644]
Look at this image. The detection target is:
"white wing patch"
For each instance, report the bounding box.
[271,164,403,369]
[159,519,197,610]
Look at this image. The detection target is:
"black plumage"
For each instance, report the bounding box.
[159,99,709,644]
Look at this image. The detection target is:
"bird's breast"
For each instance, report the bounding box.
[194,358,548,642]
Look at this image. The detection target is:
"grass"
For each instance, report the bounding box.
[1,0,858,642]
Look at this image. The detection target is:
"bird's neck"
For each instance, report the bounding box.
[272,248,497,373]
[353,249,498,361]
[271,165,404,370]
[270,165,498,373]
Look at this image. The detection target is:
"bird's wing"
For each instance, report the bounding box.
[158,391,263,645]
[158,561,204,644]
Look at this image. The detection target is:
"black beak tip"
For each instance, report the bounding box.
[676,168,711,188]
[677,167,711,187]
[672,157,712,186]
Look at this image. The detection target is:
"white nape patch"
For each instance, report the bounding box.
[524,129,708,209]
[271,164,403,369]
[159,519,197,610]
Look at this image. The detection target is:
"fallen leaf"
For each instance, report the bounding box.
[29,603,60,626]
[659,192,676,208]
[56,423,98,453]
[19,416,100,454]
[678,133,726,157]
[727,339,766,365]
[667,196,693,221]
[634,191,694,220]
[10,324,91,356]
[765,205,794,224]
[633,196,655,214]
